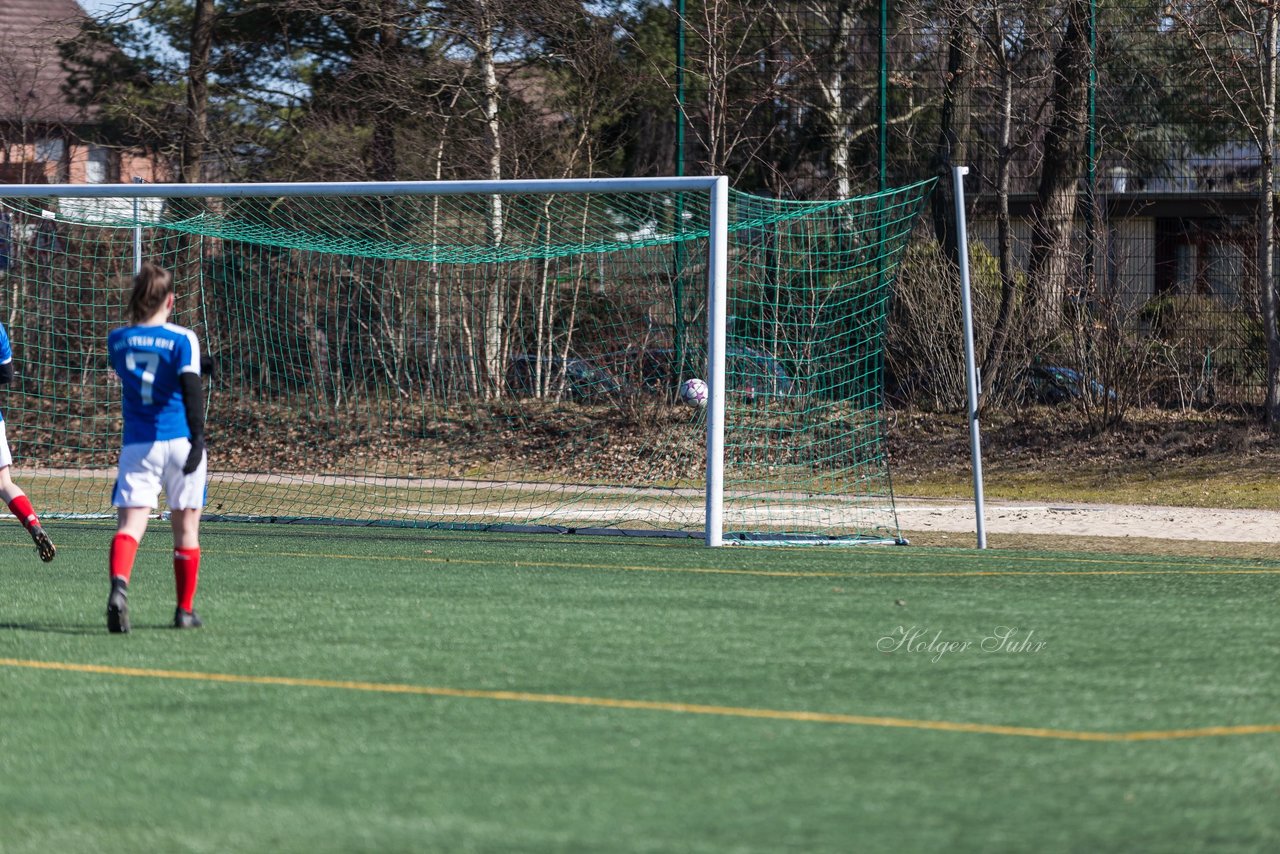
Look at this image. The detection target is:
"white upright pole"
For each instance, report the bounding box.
[131,176,145,275]
[952,166,987,549]
[705,176,729,547]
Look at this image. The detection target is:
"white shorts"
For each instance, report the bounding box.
[0,421,11,469]
[113,438,207,510]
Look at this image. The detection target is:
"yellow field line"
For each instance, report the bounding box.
[2,658,1276,743]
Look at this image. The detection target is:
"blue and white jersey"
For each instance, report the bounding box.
[0,321,11,424]
[108,322,201,445]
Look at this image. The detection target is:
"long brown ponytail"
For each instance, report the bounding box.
[128,262,173,324]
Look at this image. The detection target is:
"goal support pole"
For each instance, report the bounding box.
[952,166,988,549]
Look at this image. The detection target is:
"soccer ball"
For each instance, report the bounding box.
[679,378,708,407]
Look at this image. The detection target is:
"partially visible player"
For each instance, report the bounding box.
[106,262,206,633]
[0,320,55,562]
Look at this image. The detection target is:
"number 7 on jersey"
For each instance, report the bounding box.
[124,350,161,404]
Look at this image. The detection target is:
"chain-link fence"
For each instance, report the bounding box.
[670,0,1278,415]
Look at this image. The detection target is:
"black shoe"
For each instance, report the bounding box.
[30,525,55,562]
[174,608,203,629]
[107,577,130,634]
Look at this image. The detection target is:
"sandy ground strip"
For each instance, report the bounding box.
[895,498,1280,543]
[29,467,1280,542]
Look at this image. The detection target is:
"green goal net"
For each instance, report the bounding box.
[0,178,933,544]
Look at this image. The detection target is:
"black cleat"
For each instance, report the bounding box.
[30,525,55,562]
[107,577,130,634]
[173,608,203,629]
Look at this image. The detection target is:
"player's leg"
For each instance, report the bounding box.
[108,443,163,634]
[170,508,203,628]
[107,507,150,634]
[0,423,54,562]
[166,437,206,629]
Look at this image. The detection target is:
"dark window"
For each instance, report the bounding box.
[1154,218,1250,306]
[0,163,48,183]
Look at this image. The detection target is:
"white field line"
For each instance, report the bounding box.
[22,467,875,503]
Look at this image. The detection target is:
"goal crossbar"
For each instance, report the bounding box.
[0,177,725,199]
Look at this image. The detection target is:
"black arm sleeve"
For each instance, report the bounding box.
[0,361,12,385]
[179,372,205,440]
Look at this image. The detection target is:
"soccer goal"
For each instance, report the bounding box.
[0,176,932,546]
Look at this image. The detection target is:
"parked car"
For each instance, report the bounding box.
[614,344,798,399]
[1022,364,1115,404]
[507,353,623,401]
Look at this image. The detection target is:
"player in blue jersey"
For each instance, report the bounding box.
[106,262,206,633]
[0,321,55,562]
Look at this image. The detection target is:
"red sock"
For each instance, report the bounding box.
[7,495,38,530]
[110,533,139,584]
[174,548,201,612]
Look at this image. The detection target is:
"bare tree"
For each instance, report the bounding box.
[770,0,861,199]
[974,0,1050,397]
[182,0,215,183]
[768,0,935,199]
[1023,0,1091,341]
[1172,0,1280,424]
[430,0,509,397]
[672,0,793,180]
[931,0,977,265]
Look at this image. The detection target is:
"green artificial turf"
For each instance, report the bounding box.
[1,523,1277,852]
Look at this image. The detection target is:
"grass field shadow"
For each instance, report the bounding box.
[0,621,112,636]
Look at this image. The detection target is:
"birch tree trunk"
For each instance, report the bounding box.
[1262,6,1279,424]
[771,1,856,199]
[427,81,467,395]
[822,2,855,200]
[477,0,506,399]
